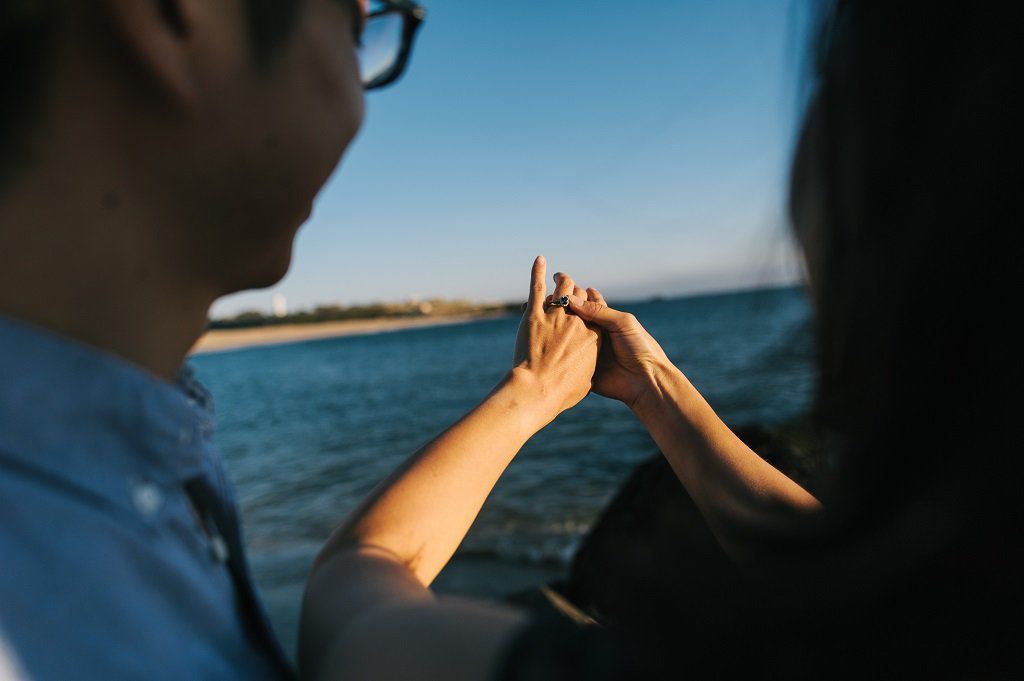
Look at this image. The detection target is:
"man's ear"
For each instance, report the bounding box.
[97,0,200,108]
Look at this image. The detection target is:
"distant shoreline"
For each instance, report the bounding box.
[191,312,510,355]
[193,284,804,355]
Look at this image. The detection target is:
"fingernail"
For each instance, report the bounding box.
[567,294,584,306]
[535,255,545,265]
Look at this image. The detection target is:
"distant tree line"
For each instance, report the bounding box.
[207,299,520,330]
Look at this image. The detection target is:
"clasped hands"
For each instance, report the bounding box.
[511,256,673,423]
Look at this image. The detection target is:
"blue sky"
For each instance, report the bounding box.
[212,0,814,318]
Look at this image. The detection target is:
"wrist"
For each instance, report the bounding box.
[496,367,563,432]
[630,359,689,421]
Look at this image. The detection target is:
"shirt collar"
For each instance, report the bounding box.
[0,313,211,512]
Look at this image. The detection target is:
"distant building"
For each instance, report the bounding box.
[272,294,288,318]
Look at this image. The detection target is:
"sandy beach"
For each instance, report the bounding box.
[191,313,506,355]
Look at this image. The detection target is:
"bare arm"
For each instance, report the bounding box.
[319,371,562,587]
[299,258,599,680]
[567,287,820,562]
[629,359,821,558]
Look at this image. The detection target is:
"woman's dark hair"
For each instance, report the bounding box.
[794,2,1020,523]
[765,2,1023,673]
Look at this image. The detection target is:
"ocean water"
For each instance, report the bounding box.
[190,285,815,654]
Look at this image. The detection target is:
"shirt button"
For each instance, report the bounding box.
[132,482,164,517]
[209,535,230,564]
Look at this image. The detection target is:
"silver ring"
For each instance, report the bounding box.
[548,295,570,308]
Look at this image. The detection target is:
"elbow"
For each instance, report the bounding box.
[710,496,824,567]
[299,546,434,678]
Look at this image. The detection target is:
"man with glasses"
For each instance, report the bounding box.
[0,1,546,679]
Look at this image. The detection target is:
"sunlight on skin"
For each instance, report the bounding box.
[300,255,819,678]
[563,283,821,562]
[300,256,603,679]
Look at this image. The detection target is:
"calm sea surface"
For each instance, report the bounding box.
[190,286,814,654]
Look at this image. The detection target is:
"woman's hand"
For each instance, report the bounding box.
[562,286,822,564]
[512,256,600,419]
[564,287,672,410]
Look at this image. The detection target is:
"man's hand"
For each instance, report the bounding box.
[511,257,601,419]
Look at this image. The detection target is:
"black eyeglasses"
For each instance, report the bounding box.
[359,0,426,90]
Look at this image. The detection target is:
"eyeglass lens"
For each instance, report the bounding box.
[359,12,405,87]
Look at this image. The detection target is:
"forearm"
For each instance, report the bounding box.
[300,370,552,678]
[315,368,555,587]
[300,259,596,679]
[632,360,821,560]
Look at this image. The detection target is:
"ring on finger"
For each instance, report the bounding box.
[547,295,570,308]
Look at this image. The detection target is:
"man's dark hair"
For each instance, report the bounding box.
[245,0,304,69]
[0,0,302,186]
[0,2,56,187]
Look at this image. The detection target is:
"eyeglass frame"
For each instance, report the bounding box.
[363,0,426,91]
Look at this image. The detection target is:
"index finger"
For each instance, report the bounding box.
[528,255,547,313]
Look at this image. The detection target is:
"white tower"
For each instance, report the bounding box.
[272,293,288,318]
